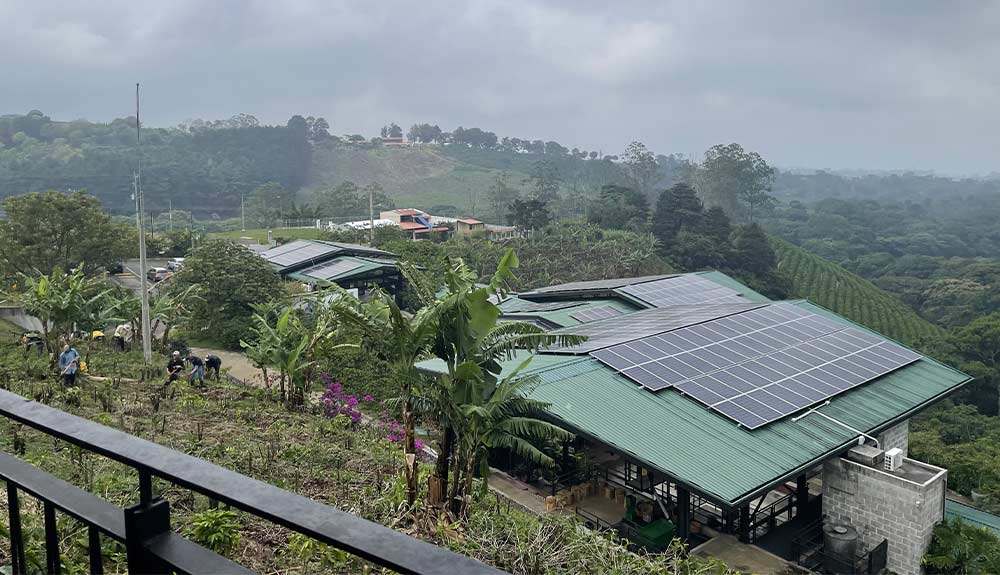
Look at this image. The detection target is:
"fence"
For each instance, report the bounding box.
[0,387,504,574]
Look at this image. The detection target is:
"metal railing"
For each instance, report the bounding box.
[789,517,888,575]
[0,388,504,574]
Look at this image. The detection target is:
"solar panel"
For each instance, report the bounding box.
[547,302,767,354]
[616,274,745,308]
[262,240,313,261]
[591,303,841,390]
[268,244,340,267]
[590,302,923,429]
[568,306,623,323]
[677,330,921,429]
[302,259,364,280]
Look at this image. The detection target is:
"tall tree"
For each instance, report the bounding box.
[245,182,289,227]
[586,184,650,231]
[170,240,284,348]
[488,171,519,223]
[700,143,775,221]
[525,159,561,201]
[507,199,551,230]
[702,206,733,244]
[622,141,660,196]
[651,183,704,247]
[731,223,777,276]
[0,191,132,276]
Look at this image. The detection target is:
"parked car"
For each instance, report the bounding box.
[147,267,170,282]
[167,257,185,271]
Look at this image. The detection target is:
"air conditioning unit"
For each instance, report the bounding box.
[884,447,904,472]
[847,444,884,468]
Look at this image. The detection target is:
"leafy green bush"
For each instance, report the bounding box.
[924,517,1000,574]
[185,508,241,555]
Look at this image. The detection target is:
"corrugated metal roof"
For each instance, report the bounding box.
[416,300,971,508]
[286,256,396,284]
[945,500,1000,536]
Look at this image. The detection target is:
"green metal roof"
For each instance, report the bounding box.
[418,299,971,508]
[945,500,1000,536]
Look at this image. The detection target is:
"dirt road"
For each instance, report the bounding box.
[189,346,263,386]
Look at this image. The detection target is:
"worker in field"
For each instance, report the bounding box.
[166,350,185,384]
[59,344,81,387]
[205,354,222,382]
[186,353,205,386]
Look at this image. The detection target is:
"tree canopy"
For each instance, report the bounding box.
[0,191,132,275]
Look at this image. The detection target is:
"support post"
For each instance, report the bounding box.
[124,498,171,574]
[796,474,809,515]
[44,502,60,574]
[739,505,750,542]
[8,483,25,575]
[676,486,691,540]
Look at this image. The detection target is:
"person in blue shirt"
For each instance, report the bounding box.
[59,344,80,387]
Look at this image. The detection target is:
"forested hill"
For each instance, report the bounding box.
[0,111,315,215]
[772,238,944,347]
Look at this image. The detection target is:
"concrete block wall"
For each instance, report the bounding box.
[822,456,945,575]
[878,420,909,457]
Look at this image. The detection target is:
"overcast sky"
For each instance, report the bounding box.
[2,0,998,174]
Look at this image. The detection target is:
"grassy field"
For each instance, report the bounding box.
[774,238,945,348]
[208,227,330,243]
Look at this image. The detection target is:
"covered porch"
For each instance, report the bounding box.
[490,435,823,554]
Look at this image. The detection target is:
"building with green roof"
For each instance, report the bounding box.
[418,271,970,575]
[258,239,402,296]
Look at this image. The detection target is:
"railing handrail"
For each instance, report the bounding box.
[0,388,503,575]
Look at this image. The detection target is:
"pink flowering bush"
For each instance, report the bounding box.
[320,374,425,452]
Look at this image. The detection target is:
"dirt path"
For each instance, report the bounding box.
[189,346,263,386]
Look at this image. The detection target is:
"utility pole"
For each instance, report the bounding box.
[241,194,246,231]
[368,184,375,245]
[134,84,152,364]
[168,199,173,231]
[190,212,195,250]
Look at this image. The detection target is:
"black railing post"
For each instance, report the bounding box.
[138,470,153,506]
[44,502,60,574]
[88,526,103,575]
[124,498,171,574]
[8,483,26,575]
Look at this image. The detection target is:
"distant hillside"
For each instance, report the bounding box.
[308,144,530,217]
[773,238,944,347]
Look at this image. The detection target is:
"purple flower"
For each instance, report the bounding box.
[387,434,397,442]
[414,439,425,451]
[364,394,374,402]
[347,396,359,407]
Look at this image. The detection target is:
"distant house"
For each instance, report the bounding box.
[380,208,448,239]
[382,136,407,147]
[455,218,485,237]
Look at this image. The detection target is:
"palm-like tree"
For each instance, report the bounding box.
[5,265,111,364]
[407,249,585,512]
[326,287,442,507]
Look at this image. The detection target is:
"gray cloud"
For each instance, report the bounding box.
[2,0,998,174]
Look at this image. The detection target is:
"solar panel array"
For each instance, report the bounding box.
[301,259,364,280]
[568,306,623,323]
[590,303,921,429]
[617,275,746,308]
[264,241,341,267]
[548,303,766,353]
